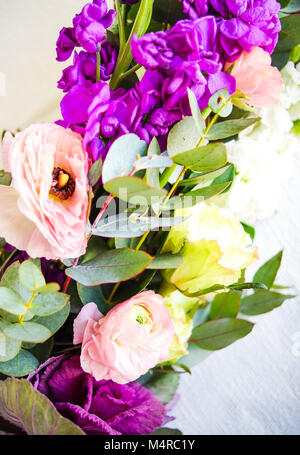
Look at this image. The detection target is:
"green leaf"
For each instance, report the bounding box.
[0,288,27,316]
[241,222,256,242]
[0,350,38,377]
[4,322,52,343]
[30,293,69,317]
[0,170,12,186]
[30,338,53,364]
[134,154,173,172]
[153,428,183,435]
[0,262,31,302]
[207,117,260,140]
[167,116,200,157]
[208,89,233,117]
[147,253,183,270]
[66,248,153,286]
[36,283,61,294]
[88,158,102,187]
[187,88,206,135]
[277,14,300,53]
[178,164,233,188]
[279,0,291,8]
[178,343,212,368]
[190,318,254,350]
[104,176,166,206]
[102,134,147,184]
[93,213,186,239]
[34,302,70,335]
[209,291,240,320]
[253,251,283,289]
[18,260,45,292]
[164,182,231,210]
[212,163,235,191]
[0,378,85,434]
[0,320,21,362]
[146,137,161,188]
[240,290,295,316]
[229,282,267,291]
[281,0,300,12]
[77,283,110,315]
[173,143,227,172]
[145,372,179,406]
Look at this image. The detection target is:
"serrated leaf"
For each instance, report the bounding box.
[240,290,295,316]
[104,176,166,206]
[253,251,283,289]
[167,117,200,157]
[88,158,102,187]
[30,293,68,317]
[0,378,85,434]
[0,350,38,377]
[102,134,147,184]
[34,302,70,335]
[0,288,27,316]
[66,248,153,286]
[4,322,52,343]
[187,88,206,135]
[173,143,227,172]
[207,117,260,140]
[19,261,45,292]
[190,318,254,350]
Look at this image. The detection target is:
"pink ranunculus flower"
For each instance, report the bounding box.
[0,123,89,259]
[228,47,283,107]
[74,292,175,384]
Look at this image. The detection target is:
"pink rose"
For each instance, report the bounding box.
[74,291,175,384]
[0,123,89,259]
[228,47,283,107]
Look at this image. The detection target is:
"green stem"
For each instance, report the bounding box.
[115,0,126,51]
[96,47,101,83]
[110,0,154,90]
[0,249,17,274]
[118,63,142,83]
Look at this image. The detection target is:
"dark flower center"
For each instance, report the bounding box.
[49,167,75,200]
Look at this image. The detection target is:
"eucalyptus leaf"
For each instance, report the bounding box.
[191,318,254,350]
[187,88,206,135]
[240,290,295,316]
[18,261,46,292]
[0,288,27,316]
[147,253,183,270]
[277,14,300,53]
[178,164,233,188]
[207,117,260,140]
[209,291,240,320]
[173,143,227,172]
[93,213,186,239]
[0,350,39,377]
[0,320,21,363]
[0,262,31,302]
[36,283,61,294]
[77,283,110,315]
[102,134,147,184]
[164,182,231,210]
[134,155,173,172]
[66,248,153,286]
[145,372,179,406]
[34,302,70,335]
[30,293,69,317]
[104,176,166,206]
[88,158,102,187]
[167,116,200,157]
[0,378,85,434]
[208,89,232,117]
[4,322,52,343]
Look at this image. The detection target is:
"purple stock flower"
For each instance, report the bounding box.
[131,32,174,69]
[56,27,78,62]
[183,0,281,62]
[73,1,115,53]
[58,41,118,93]
[28,354,167,435]
[182,0,209,19]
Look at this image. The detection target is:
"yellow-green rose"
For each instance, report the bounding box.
[162,203,258,294]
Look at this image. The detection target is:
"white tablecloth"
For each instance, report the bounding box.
[0,0,299,435]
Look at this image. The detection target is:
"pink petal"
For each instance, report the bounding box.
[73,302,103,344]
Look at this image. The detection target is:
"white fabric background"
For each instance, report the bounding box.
[0,0,300,435]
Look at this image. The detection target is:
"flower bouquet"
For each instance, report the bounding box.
[0,0,299,436]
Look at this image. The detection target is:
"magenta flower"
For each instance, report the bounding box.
[28,354,167,435]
